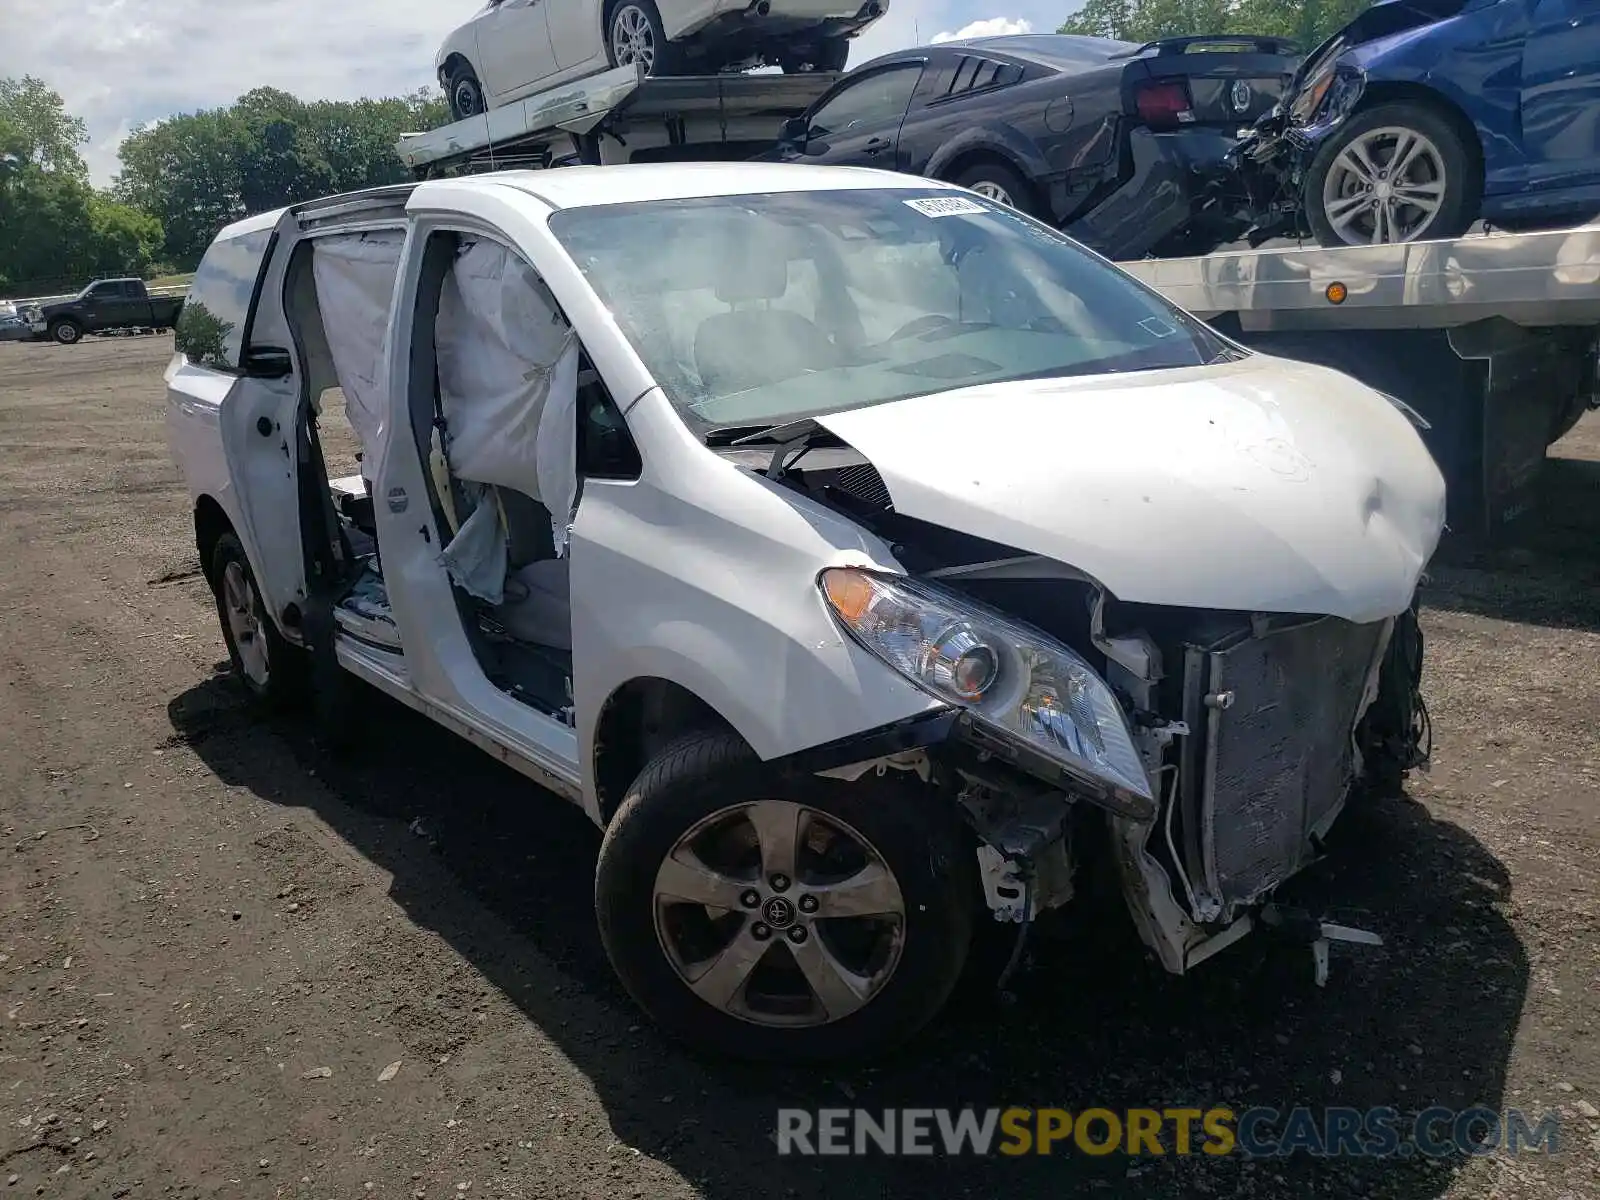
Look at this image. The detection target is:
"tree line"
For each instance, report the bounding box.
[1,76,446,297]
[1058,0,1370,54]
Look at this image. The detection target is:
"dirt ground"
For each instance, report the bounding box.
[0,334,1596,1200]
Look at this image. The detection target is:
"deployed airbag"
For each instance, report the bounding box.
[311,231,405,475]
[436,239,579,554]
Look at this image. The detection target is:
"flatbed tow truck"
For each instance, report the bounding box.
[397,64,1600,537]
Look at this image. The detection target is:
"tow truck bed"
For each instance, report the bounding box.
[396,64,838,175]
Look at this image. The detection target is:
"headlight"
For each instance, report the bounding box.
[1290,67,1336,123]
[821,567,1153,808]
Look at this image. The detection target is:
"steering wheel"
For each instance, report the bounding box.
[888,314,958,342]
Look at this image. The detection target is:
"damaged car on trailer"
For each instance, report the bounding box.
[1232,0,1600,246]
[169,164,1444,1065]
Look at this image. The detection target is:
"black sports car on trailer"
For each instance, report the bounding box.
[761,33,1301,259]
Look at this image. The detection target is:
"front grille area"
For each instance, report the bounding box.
[1181,615,1390,917]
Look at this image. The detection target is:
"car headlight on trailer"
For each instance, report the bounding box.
[820,567,1153,808]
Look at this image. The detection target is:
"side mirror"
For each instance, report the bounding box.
[242,346,294,379]
[779,116,809,145]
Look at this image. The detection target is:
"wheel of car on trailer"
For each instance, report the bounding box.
[1304,101,1479,248]
[952,161,1038,218]
[595,729,977,1062]
[49,318,83,345]
[449,65,486,123]
[605,0,684,76]
[210,532,307,709]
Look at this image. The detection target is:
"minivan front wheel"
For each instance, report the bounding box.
[596,730,976,1062]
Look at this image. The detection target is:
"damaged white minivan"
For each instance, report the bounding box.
[166,163,1445,1062]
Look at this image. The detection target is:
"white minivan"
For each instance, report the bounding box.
[166,163,1445,1062]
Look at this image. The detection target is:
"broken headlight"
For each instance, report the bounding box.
[820,567,1152,806]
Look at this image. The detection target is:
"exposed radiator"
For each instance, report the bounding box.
[1180,615,1391,920]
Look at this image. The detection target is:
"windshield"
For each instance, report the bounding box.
[548,188,1234,433]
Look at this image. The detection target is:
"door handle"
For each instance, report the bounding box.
[864,137,889,155]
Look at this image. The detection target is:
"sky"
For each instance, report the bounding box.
[0,0,1068,187]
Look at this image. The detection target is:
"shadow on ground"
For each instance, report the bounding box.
[1427,453,1600,632]
[167,669,1528,1199]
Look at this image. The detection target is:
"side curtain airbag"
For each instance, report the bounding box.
[310,231,406,479]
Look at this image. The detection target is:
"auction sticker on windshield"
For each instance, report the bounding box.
[904,196,989,218]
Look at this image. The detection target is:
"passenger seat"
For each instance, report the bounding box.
[487,486,571,653]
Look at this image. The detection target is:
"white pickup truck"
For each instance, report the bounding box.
[166,162,1445,1062]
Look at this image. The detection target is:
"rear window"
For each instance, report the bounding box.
[175,227,274,372]
[983,34,1135,70]
[947,56,1023,95]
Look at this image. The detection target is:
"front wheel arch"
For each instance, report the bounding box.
[592,676,742,824]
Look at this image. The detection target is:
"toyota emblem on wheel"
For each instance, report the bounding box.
[762,895,797,928]
[1231,80,1252,113]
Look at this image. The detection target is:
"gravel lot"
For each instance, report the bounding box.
[0,334,1596,1199]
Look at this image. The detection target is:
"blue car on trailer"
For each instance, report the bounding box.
[1237,0,1600,246]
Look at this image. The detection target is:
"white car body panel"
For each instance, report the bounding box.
[437,0,883,112]
[567,386,942,809]
[818,354,1448,625]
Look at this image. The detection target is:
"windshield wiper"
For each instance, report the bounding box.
[726,417,838,480]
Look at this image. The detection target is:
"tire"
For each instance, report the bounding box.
[210,532,307,710]
[951,160,1039,218]
[595,730,977,1062]
[50,318,83,346]
[448,63,486,123]
[1304,102,1478,248]
[605,0,685,76]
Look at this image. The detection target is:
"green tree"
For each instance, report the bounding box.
[1059,0,1371,49]
[115,86,449,267]
[0,75,88,176]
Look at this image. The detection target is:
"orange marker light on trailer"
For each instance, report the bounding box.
[1326,281,1348,305]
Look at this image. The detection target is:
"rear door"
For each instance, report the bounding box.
[476,0,557,100]
[170,215,303,624]
[800,61,925,168]
[1520,0,1600,191]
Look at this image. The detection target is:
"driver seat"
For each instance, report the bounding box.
[693,222,838,394]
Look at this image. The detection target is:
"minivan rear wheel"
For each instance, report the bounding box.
[210,532,307,709]
[596,730,976,1062]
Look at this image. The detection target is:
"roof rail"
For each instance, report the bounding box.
[1109,35,1301,59]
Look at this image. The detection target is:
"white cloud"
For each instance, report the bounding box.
[0,0,1061,185]
[932,16,1032,42]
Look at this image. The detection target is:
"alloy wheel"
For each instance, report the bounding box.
[222,560,270,688]
[967,180,1015,207]
[1322,126,1448,245]
[611,6,656,72]
[652,799,906,1027]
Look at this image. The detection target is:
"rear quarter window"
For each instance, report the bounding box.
[175,227,274,372]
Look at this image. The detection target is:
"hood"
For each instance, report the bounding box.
[1293,0,1462,82]
[815,355,1446,624]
